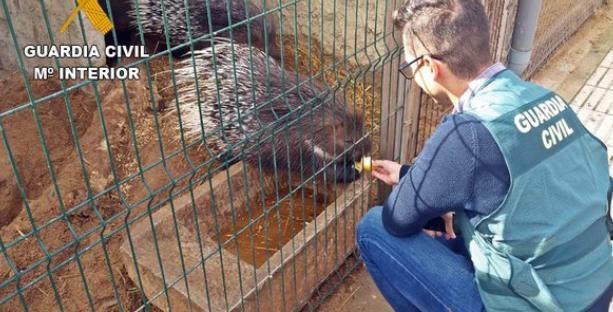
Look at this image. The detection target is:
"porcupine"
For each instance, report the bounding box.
[169,42,371,183]
[125,0,281,60]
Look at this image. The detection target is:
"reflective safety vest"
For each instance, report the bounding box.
[458,69,613,312]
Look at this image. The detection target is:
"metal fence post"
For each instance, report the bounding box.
[377,0,417,203]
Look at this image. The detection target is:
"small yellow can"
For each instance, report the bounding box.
[354,156,373,172]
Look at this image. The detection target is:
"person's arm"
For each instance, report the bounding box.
[380,114,482,237]
[371,163,411,185]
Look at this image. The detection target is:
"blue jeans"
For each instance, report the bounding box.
[357,206,486,312]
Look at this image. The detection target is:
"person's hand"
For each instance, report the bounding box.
[423,212,456,240]
[371,160,402,186]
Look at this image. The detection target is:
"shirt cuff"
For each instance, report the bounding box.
[399,165,411,180]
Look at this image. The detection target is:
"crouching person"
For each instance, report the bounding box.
[357,0,613,311]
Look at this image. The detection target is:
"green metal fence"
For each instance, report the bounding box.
[0,0,412,311]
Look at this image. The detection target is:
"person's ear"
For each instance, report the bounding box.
[423,55,441,81]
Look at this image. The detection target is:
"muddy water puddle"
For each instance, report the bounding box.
[218,187,334,268]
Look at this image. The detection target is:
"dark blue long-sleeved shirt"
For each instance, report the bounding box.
[382,113,511,237]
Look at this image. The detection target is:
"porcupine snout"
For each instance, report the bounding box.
[304,90,371,183]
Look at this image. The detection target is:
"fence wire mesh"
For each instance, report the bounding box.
[0,0,411,311]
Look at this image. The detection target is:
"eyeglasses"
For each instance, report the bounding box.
[399,55,426,80]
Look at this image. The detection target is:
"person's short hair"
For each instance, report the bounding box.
[393,0,492,79]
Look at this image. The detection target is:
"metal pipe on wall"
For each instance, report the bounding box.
[507,0,543,76]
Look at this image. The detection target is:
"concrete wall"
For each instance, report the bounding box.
[0,0,105,71]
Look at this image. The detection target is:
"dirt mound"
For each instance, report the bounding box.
[0,68,148,311]
[0,75,97,228]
